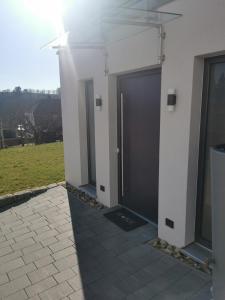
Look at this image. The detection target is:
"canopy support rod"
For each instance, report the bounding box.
[104,47,109,76]
[158,25,166,64]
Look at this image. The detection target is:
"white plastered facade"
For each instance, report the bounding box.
[58,0,225,248]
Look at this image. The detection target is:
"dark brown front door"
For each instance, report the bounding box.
[118,69,161,223]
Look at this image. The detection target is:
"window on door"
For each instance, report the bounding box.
[85,80,96,186]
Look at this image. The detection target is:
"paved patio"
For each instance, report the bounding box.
[0,186,211,299]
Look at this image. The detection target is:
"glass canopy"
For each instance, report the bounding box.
[66,0,182,46]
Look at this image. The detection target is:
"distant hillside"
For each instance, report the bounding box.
[0,91,62,144]
[0,92,60,129]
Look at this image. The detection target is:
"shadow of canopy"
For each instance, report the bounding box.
[67,191,158,299]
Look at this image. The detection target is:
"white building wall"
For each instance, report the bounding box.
[59,48,113,207]
[59,0,225,248]
[108,28,159,74]
[158,0,225,247]
[58,49,87,186]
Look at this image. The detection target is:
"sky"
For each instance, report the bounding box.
[0,0,62,91]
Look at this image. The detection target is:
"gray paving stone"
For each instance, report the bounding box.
[143,255,177,278]
[8,263,36,280]
[2,220,24,231]
[47,214,69,224]
[41,208,60,218]
[35,229,58,241]
[71,265,79,274]
[27,263,58,284]
[69,290,85,300]
[56,231,74,241]
[15,232,36,242]
[22,242,43,255]
[6,227,30,240]
[16,208,34,218]
[0,186,212,300]
[11,238,35,251]
[0,251,22,266]
[50,218,70,228]
[23,247,51,264]
[40,236,58,247]
[49,239,74,253]
[88,278,126,300]
[29,217,47,225]
[0,235,6,243]
[0,258,24,274]
[34,255,54,268]
[114,274,146,295]
[1,217,19,226]
[33,204,53,213]
[154,271,209,300]
[0,239,14,249]
[34,225,51,235]
[0,246,13,257]
[52,246,76,261]
[11,223,30,232]
[29,220,49,231]
[27,296,40,300]
[0,273,9,285]
[188,282,212,300]
[127,263,191,300]
[39,281,74,300]
[22,214,43,223]
[67,275,82,291]
[5,222,29,234]
[53,268,76,283]
[57,223,73,233]
[25,276,57,297]
[0,275,30,298]
[54,254,78,272]
[3,289,28,300]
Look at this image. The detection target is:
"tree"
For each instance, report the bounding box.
[17,124,25,147]
[23,112,41,145]
[13,86,22,94]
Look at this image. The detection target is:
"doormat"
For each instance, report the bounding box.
[104,208,147,231]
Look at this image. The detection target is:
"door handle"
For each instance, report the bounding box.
[121,93,124,197]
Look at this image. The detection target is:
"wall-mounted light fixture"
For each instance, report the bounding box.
[96,95,102,111]
[167,89,176,112]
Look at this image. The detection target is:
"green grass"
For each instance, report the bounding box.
[0,142,65,195]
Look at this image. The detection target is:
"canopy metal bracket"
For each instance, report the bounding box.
[158,25,166,64]
[104,48,109,76]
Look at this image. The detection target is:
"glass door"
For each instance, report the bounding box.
[197,56,225,247]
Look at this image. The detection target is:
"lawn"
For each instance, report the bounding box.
[0,142,65,195]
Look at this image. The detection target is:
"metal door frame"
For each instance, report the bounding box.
[196,55,225,249]
[117,68,161,215]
